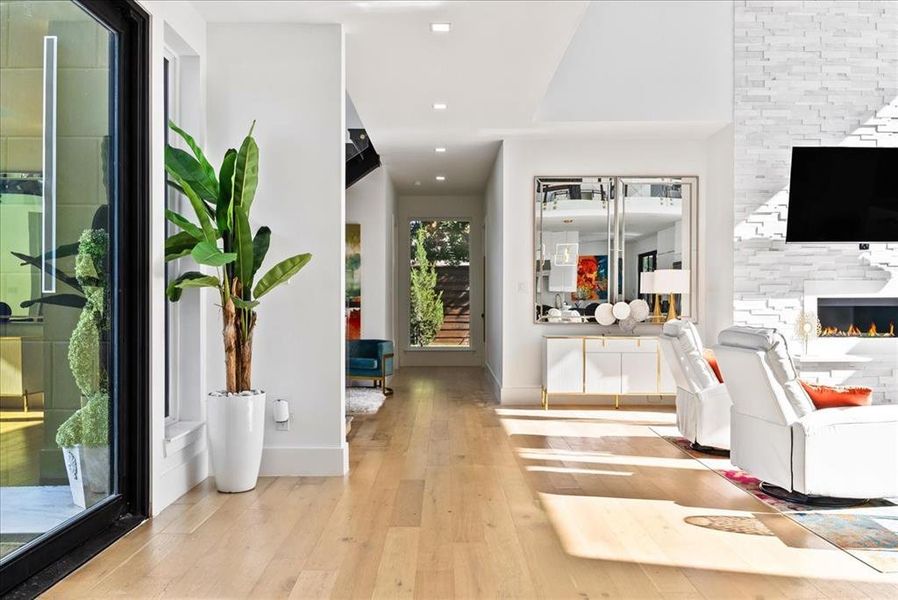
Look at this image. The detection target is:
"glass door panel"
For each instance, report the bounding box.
[409,220,471,347]
[1,0,113,562]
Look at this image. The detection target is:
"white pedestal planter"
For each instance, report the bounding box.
[62,445,109,508]
[206,391,266,493]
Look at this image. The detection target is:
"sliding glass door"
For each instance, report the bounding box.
[0,0,148,593]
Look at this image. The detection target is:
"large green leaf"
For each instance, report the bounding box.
[165,146,218,203]
[252,226,271,278]
[233,123,259,212]
[216,149,237,233]
[253,253,312,299]
[169,172,216,243]
[170,121,218,195]
[165,209,204,240]
[190,241,237,267]
[20,294,86,309]
[167,271,221,302]
[233,205,255,294]
[165,231,199,261]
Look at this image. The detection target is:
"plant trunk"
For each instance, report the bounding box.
[222,294,238,393]
[236,312,255,391]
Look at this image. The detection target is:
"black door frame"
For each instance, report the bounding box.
[0,0,150,595]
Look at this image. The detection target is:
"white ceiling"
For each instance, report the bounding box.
[193,1,589,194]
[193,1,733,195]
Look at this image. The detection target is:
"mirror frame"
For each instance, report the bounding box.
[533,175,699,325]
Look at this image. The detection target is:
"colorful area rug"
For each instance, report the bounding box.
[653,429,898,573]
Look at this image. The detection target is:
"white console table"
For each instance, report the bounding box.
[541,335,676,409]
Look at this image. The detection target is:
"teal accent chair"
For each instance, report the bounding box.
[346,339,394,395]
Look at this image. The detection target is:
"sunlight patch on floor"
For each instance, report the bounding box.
[539,491,897,583]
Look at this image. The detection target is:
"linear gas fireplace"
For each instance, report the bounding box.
[817,297,897,338]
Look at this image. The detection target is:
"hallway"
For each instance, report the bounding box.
[49,368,897,599]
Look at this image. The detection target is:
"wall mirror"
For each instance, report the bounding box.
[534,176,697,324]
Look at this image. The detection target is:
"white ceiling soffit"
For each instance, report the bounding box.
[537,0,733,124]
[193,1,590,194]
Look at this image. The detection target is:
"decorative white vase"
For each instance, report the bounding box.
[206,390,266,493]
[62,444,109,508]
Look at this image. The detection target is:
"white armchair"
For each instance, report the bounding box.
[714,325,898,503]
[659,320,732,452]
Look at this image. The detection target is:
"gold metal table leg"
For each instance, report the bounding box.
[615,394,620,409]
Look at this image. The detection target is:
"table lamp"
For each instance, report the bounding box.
[651,269,690,321]
[639,271,662,320]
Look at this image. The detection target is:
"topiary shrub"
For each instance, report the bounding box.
[55,393,108,449]
[409,227,444,346]
[58,229,109,448]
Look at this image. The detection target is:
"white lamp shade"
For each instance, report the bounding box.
[639,271,655,293]
[651,269,690,294]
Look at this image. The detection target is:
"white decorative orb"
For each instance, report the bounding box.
[618,316,638,333]
[612,301,631,320]
[595,303,615,325]
[629,299,650,322]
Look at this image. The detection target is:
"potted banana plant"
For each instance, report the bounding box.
[165,121,311,492]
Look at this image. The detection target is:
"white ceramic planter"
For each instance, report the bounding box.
[206,391,266,493]
[62,445,109,508]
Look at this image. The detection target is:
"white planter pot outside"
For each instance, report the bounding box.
[61,445,109,508]
[206,390,266,493]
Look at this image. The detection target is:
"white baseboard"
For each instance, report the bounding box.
[499,386,542,405]
[153,446,209,515]
[484,363,501,402]
[260,444,349,476]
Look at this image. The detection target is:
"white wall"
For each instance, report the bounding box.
[496,135,733,404]
[346,167,397,344]
[141,0,210,515]
[484,146,504,394]
[538,0,733,123]
[206,23,348,474]
[704,124,734,344]
[396,195,485,367]
[733,1,897,403]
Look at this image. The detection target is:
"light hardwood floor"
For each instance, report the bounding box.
[48,367,898,599]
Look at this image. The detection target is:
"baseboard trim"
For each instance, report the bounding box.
[154,447,209,515]
[260,444,348,476]
[499,386,542,406]
[484,363,501,402]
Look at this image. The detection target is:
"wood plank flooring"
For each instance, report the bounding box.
[48,367,898,599]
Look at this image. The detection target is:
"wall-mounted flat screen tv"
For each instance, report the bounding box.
[786,146,898,243]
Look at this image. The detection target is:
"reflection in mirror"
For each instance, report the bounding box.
[535,178,612,323]
[534,176,696,325]
[621,178,693,318]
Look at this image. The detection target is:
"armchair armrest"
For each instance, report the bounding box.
[794,404,898,437]
[791,404,898,498]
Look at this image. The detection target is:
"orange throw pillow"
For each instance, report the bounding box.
[799,380,873,409]
[703,348,724,383]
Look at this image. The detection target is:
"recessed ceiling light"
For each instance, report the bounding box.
[414,180,421,186]
[430,23,451,33]
[435,175,446,181]
[434,147,447,153]
[432,102,447,110]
